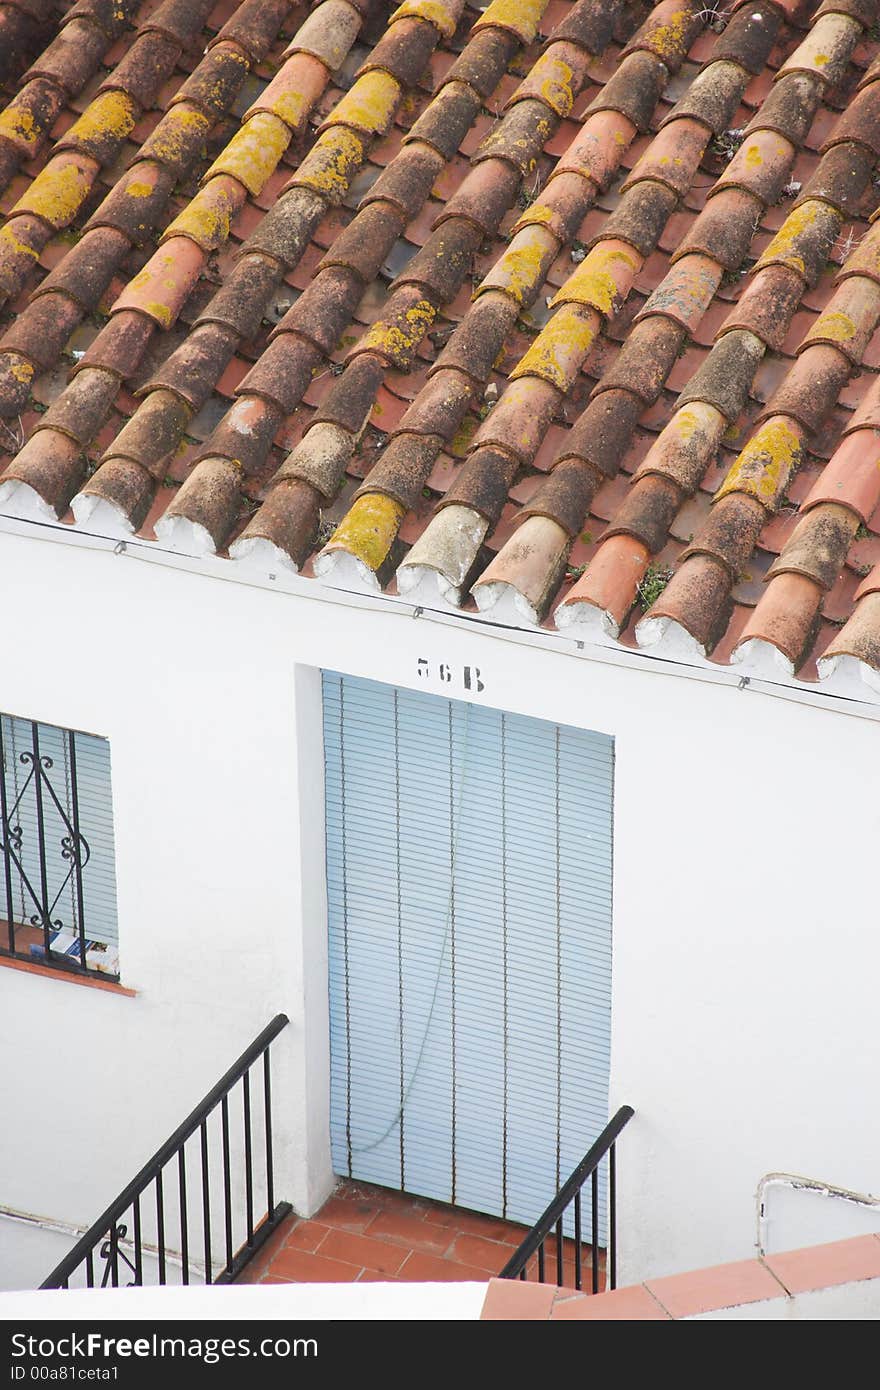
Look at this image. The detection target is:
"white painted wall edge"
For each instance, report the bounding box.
[0,1283,489,1321]
[1,515,879,726]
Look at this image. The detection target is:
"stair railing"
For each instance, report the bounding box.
[41,1014,291,1288]
[499,1105,634,1291]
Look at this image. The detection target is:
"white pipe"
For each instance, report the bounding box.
[756,1172,880,1255]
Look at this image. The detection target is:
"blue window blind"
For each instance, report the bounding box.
[322,673,614,1235]
[0,715,118,954]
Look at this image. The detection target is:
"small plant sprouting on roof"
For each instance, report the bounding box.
[637,564,674,612]
[565,563,587,583]
[317,515,337,546]
[0,414,25,454]
[517,167,541,212]
[570,240,587,264]
[695,3,733,31]
[710,128,745,163]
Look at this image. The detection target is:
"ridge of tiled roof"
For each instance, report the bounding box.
[4,0,880,702]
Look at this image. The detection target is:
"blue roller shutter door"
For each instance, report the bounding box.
[323,672,613,1235]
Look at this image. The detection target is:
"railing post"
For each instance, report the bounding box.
[609,1141,618,1291]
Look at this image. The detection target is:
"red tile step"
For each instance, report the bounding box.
[238,1180,605,1288]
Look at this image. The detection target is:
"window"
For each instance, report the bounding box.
[0,714,119,979]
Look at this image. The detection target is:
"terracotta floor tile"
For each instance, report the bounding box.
[367,1209,455,1255]
[398,1251,493,1283]
[284,1220,331,1253]
[423,1205,529,1246]
[310,1195,377,1234]
[319,1229,409,1276]
[446,1232,516,1274]
[264,1246,364,1284]
[241,1181,537,1285]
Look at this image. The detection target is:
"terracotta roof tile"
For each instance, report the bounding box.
[4,0,880,696]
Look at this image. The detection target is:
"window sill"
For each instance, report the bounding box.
[0,953,136,996]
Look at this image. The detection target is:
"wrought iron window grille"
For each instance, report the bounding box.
[0,715,117,980]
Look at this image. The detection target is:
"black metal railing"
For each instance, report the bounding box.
[0,715,111,978]
[41,1015,292,1289]
[499,1106,634,1291]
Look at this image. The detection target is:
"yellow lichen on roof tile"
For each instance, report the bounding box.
[809,309,857,342]
[528,52,576,117]
[143,107,213,168]
[261,85,311,133]
[388,0,461,39]
[715,418,803,509]
[510,303,597,388]
[323,71,401,137]
[550,243,638,315]
[10,359,34,384]
[482,232,551,305]
[64,89,137,148]
[673,408,701,442]
[12,159,94,229]
[165,184,237,251]
[202,112,291,197]
[645,9,693,62]
[359,299,437,365]
[0,225,39,263]
[0,102,40,151]
[755,199,830,279]
[293,126,367,198]
[473,0,547,43]
[326,493,406,568]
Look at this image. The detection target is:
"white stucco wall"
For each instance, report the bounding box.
[1,519,878,1288]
